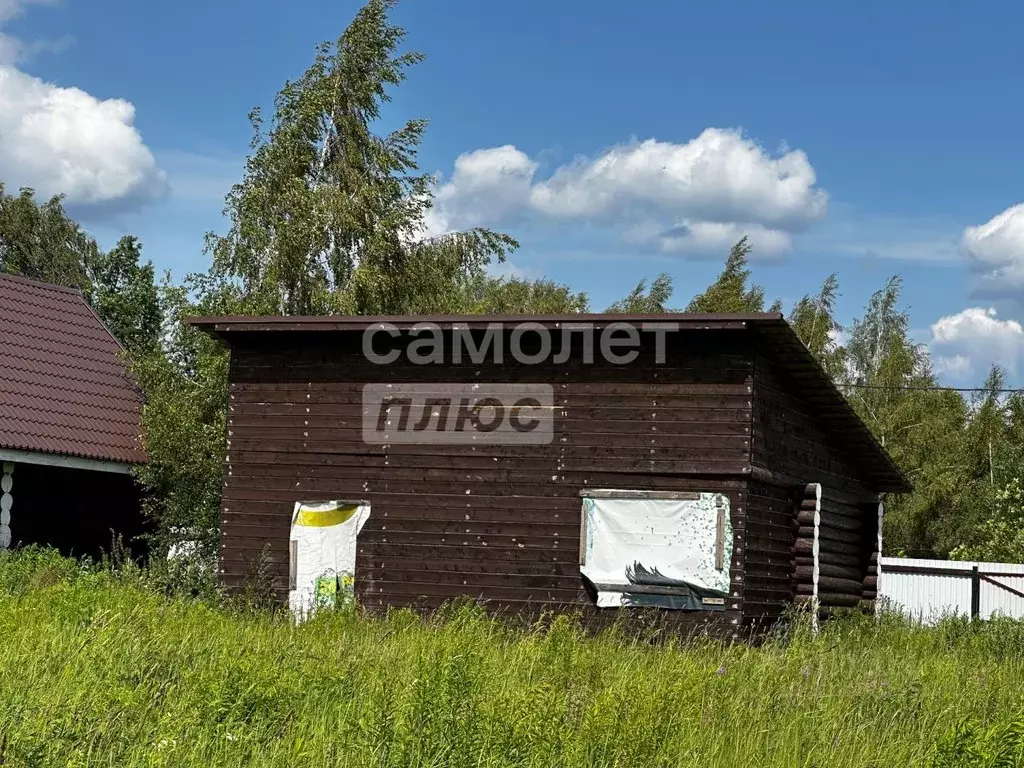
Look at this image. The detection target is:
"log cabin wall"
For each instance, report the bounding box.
[862,501,883,609]
[791,483,820,615]
[813,494,875,614]
[749,355,882,621]
[218,327,758,639]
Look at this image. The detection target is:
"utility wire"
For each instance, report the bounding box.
[842,384,1024,394]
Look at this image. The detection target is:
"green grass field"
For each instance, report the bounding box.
[1,548,1024,767]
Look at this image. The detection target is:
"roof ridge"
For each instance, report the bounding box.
[0,272,85,297]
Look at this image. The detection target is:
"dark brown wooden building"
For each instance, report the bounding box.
[0,274,148,559]
[189,313,910,637]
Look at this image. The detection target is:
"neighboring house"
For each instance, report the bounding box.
[188,313,910,638]
[0,273,148,558]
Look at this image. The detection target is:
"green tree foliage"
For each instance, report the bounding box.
[950,478,1024,563]
[843,276,932,551]
[134,0,522,550]
[925,366,1024,557]
[129,278,235,556]
[840,276,972,557]
[0,185,95,289]
[961,367,1012,489]
[685,238,782,313]
[460,275,589,314]
[606,273,674,313]
[204,0,515,316]
[0,186,160,358]
[880,386,969,558]
[843,276,933,453]
[788,273,846,380]
[86,236,161,355]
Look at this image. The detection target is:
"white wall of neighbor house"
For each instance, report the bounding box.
[1,462,12,549]
[880,557,1024,622]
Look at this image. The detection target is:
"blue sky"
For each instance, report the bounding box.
[3,0,1024,383]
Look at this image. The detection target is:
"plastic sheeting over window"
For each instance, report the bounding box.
[580,491,732,610]
[288,500,370,619]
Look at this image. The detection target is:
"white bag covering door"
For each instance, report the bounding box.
[288,500,370,618]
[580,492,732,610]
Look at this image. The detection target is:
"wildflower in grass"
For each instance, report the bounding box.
[716,664,727,676]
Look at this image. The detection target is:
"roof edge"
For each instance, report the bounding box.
[748,322,912,494]
[185,312,785,333]
[0,447,144,474]
[0,271,85,296]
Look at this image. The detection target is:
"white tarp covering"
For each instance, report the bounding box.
[580,493,732,609]
[288,500,370,618]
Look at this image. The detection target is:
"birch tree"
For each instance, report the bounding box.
[788,273,846,380]
[204,0,516,316]
[686,238,782,313]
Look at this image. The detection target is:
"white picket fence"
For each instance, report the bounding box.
[879,557,1024,623]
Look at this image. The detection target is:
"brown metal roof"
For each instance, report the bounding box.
[0,273,147,465]
[186,312,909,493]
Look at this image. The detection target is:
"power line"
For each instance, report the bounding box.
[842,384,1024,394]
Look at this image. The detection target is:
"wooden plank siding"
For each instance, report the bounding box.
[204,321,903,638]
[751,356,880,500]
[218,330,755,637]
[750,355,882,619]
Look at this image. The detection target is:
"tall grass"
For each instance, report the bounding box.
[1,548,1023,767]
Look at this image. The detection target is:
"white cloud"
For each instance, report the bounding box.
[961,204,1024,290]
[424,145,536,237]
[0,1,167,207]
[0,0,52,65]
[654,221,792,255]
[528,130,827,228]
[425,128,827,257]
[933,354,973,378]
[929,307,1024,378]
